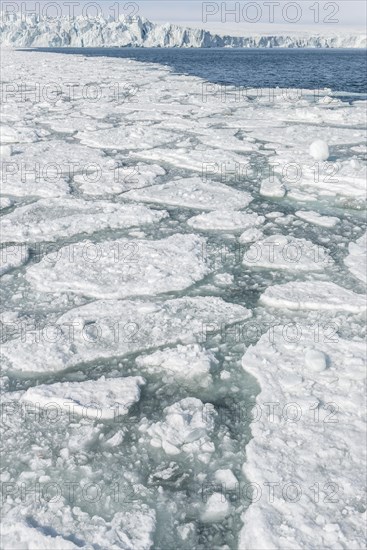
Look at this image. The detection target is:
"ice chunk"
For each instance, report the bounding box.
[0,198,167,243]
[296,210,339,228]
[1,297,251,373]
[0,245,29,275]
[136,344,216,386]
[21,376,145,420]
[260,281,366,313]
[124,177,252,211]
[200,493,230,523]
[187,211,264,232]
[243,234,333,271]
[214,469,238,490]
[239,228,263,244]
[25,234,209,299]
[144,397,216,457]
[304,349,327,372]
[259,177,286,198]
[111,507,156,550]
[309,139,330,161]
[344,231,367,284]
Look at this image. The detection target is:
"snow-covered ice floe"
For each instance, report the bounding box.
[124,177,252,211]
[25,234,209,298]
[240,326,367,549]
[295,210,339,228]
[260,281,366,313]
[0,199,167,243]
[243,234,333,271]
[187,211,264,232]
[21,376,145,420]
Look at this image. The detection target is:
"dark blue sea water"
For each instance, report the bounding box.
[31,47,367,95]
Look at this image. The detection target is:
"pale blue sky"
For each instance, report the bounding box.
[3,1,366,30]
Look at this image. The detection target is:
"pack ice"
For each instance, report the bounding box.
[1,47,366,550]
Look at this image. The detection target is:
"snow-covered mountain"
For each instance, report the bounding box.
[1,14,366,48]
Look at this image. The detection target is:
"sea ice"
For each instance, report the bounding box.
[260,281,366,313]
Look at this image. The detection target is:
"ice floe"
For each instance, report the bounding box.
[124,177,252,211]
[295,210,339,228]
[187,211,264,232]
[0,199,167,243]
[259,176,286,198]
[243,234,333,271]
[21,376,145,420]
[260,281,366,313]
[25,234,209,299]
